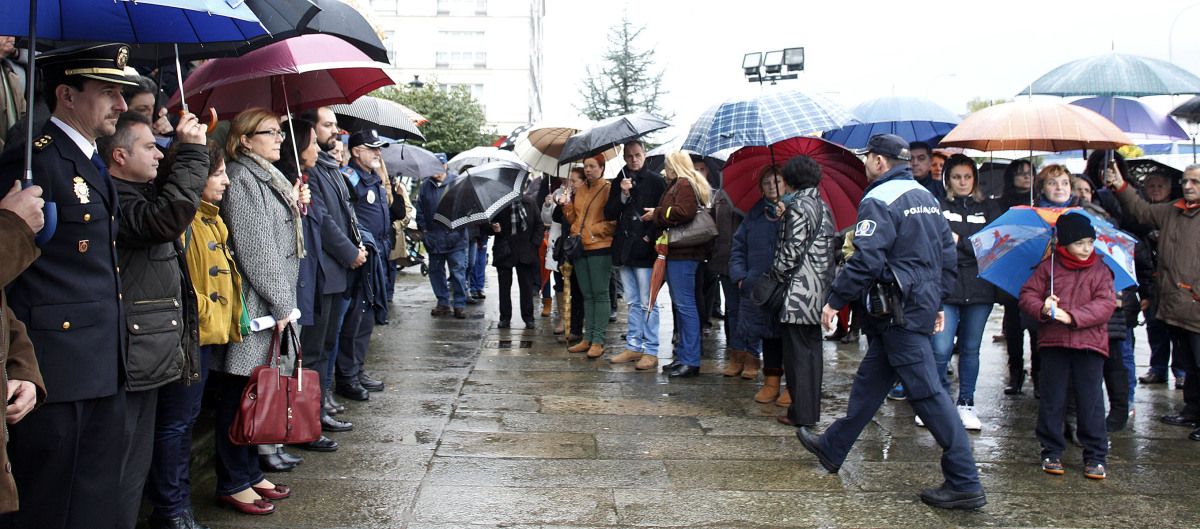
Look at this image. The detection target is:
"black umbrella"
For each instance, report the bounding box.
[559,111,669,164]
[330,96,424,141]
[434,160,529,230]
[1171,96,1200,122]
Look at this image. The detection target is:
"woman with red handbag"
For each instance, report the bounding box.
[211,108,306,515]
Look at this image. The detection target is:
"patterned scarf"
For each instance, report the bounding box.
[239,151,305,259]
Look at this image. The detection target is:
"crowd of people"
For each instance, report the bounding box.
[0,35,1199,528]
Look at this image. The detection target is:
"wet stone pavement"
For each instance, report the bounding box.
[192,268,1200,529]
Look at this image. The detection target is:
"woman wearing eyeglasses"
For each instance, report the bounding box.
[210,108,308,515]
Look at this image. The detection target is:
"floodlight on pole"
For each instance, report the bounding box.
[743,47,803,85]
[742,52,762,76]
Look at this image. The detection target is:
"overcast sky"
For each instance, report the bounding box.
[541,0,1200,138]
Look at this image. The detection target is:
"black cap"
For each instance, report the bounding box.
[348,129,388,149]
[855,134,912,161]
[1056,212,1095,246]
[38,43,138,87]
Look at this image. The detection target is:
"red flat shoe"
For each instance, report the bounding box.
[217,495,275,515]
[252,484,291,500]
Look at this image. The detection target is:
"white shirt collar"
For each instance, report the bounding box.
[49,116,96,160]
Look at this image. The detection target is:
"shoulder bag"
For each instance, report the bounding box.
[747,206,789,313]
[557,184,606,262]
[666,182,718,248]
[228,323,322,446]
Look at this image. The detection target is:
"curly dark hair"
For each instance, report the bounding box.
[780,155,822,190]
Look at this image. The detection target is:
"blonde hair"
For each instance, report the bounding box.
[1036,164,1072,191]
[226,107,280,161]
[664,151,712,204]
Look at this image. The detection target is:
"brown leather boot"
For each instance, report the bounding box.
[635,354,658,371]
[754,369,783,403]
[553,296,566,335]
[776,385,792,407]
[586,343,606,359]
[741,354,761,380]
[567,340,591,353]
[610,349,642,364]
[541,297,552,317]
[722,349,746,377]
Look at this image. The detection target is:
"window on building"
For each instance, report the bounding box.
[369,0,400,15]
[437,0,487,16]
[438,83,485,104]
[435,31,487,68]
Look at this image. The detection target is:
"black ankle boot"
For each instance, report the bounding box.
[1004,369,1025,395]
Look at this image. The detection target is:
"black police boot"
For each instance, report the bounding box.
[335,377,369,401]
[322,413,353,433]
[359,372,384,392]
[919,482,987,510]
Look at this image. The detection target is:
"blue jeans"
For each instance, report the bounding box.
[147,346,212,517]
[429,249,469,308]
[1123,328,1136,403]
[666,260,700,367]
[620,266,660,356]
[931,303,992,404]
[468,236,488,293]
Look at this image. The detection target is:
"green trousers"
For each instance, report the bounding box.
[574,253,612,344]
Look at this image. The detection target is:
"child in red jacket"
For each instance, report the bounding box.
[1019,212,1115,480]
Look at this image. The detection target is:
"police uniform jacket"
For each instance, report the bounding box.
[826,165,957,335]
[0,119,125,403]
[347,161,390,259]
[113,143,206,391]
[0,211,46,513]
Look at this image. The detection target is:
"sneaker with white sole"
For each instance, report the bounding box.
[957,404,982,431]
[915,414,925,427]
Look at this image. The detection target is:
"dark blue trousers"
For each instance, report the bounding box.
[1036,347,1107,464]
[147,346,212,517]
[815,327,981,492]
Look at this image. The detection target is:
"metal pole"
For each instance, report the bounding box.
[174,44,188,114]
[23,0,37,183]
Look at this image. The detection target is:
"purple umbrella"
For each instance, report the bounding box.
[1070,96,1188,142]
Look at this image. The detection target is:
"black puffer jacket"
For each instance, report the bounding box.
[114,143,207,391]
[939,194,1002,305]
[604,166,666,268]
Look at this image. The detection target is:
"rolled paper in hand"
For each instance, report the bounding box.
[248,308,302,332]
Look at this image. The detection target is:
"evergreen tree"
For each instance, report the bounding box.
[577,14,669,121]
[375,83,496,154]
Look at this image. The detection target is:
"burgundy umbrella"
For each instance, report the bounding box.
[166,33,393,117]
[722,137,868,231]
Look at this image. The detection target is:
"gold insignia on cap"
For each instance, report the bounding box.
[73,176,90,204]
[115,46,129,69]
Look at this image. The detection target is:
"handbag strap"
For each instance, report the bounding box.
[578,181,608,228]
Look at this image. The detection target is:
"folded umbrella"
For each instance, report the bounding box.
[384,143,444,182]
[721,137,867,231]
[969,206,1137,298]
[645,233,669,322]
[683,89,858,156]
[823,95,961,149]
[434,160,529,230]
[330,95,425,141]
[559,112,669,164]
[448,147,527,174]
[167,33,394,116]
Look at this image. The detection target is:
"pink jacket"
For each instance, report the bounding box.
[1018,256,1115,357]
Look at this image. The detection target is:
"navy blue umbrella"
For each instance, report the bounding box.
[823,95,961,149]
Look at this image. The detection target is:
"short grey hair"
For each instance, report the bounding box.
[1184,163,1200,174]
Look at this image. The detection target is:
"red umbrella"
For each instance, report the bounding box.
[646,234,669,321]
[166,34,394,116]
[722,137,868,231]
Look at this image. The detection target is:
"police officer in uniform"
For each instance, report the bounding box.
[0,43,135,529]
[793,134,987,510]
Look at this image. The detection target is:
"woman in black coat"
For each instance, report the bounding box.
[492,193,545,328]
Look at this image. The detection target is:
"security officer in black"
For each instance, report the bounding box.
[793,134,986,510]
[0,43,135,529]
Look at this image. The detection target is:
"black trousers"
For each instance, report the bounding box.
[782,324,823,426]
[117,388,159,529]
[569,269,585,336]
[301,293,337,408]
[1037,347,1107,464]
[1171,325,1200,417]
[1103,337,1130,425]
[497,263,536,323]
[1002,298,1040,379]
[762,337,784,370]
[0,393,125,529]
[337,287,376,380]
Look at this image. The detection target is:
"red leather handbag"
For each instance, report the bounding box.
[228,324,321,446]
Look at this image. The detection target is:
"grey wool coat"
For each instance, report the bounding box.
[774,187,837,325]
[215,153,302,376]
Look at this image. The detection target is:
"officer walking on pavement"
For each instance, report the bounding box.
[0,43,136,529]
[793,134,987,510]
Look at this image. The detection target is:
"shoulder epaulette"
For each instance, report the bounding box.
[32,134,52,151]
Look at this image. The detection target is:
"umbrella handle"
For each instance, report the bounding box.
[24,180,56,246]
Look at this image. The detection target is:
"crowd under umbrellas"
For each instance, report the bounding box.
[0,0,1199,526]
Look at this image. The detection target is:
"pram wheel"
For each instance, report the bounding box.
[421,263,429,276]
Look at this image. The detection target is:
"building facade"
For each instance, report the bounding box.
[367,0,545,135]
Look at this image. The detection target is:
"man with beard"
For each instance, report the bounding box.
[335,129,391,402]
[0,43,137,529]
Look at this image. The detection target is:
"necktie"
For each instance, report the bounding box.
[90,151,107,176]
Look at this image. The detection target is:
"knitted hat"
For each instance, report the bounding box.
[1056,212,1095,246]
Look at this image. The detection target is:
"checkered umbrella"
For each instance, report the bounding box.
[682,89,858,156]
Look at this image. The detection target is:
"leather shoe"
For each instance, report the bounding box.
[147,514,192,529]
[919,482,987,510]
[335,379,369,401]
[252,483,292,501]
[217,495,274,515]
[667,364,700,378]
[276,447,303,466]
[454,308,467,319]
[257,453,295,473]
[294,435,339,452]
[661,360,682,372]
[795,427,840,473]
[1190,427,1200,441]
[326,394,346,414]
[322,414,353,433]
[1160,414,1200,427]
[1138,371,1168,384]
[359,372,384,392]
